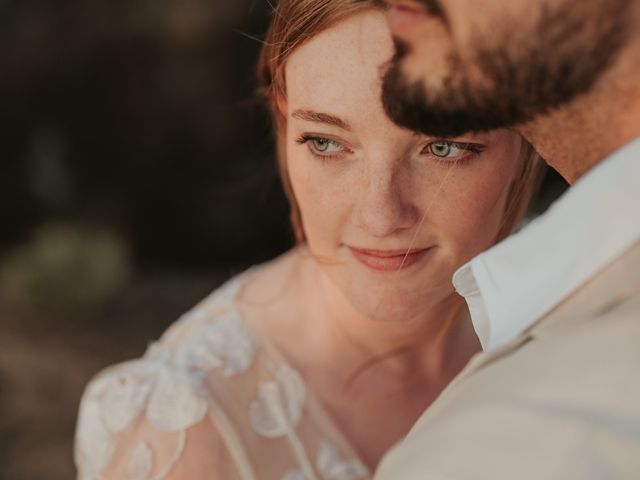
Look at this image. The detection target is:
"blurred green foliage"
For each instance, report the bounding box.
[0,223,130,312]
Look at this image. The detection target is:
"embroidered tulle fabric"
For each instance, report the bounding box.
[74,272,370,480]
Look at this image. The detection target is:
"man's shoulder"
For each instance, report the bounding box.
[375,241,640,480]
[375,290,640,480]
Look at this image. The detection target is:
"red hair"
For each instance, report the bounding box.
[257,0,545,244]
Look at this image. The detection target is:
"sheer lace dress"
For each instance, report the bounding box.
[74,271,370,480]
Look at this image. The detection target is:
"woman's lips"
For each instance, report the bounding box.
[349,247,431,272]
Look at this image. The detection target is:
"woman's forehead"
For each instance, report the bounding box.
[285,11,393,122]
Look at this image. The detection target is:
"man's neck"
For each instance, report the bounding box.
[517,35,640,184]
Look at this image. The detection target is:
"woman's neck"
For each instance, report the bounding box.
[239,247,481,469]
[292,251,480,388]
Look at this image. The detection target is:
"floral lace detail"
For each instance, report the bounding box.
[127,442,153,480]
[280,440,369,480]
[317,440,368,480]
[249,365,306,438]
[281,470,307,480]
[76,386,117,479]
[76,302,259,478]
[75,354,208,479]
[173,309,259,377]
[75,270,372,480]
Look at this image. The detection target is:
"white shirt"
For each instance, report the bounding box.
[453,137,640,352]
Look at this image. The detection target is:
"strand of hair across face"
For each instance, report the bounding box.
[348,164,465,387]
[396,160,458,272]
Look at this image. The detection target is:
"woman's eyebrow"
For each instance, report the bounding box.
[291,109,352,131]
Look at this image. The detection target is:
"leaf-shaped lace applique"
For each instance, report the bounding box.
[128,442,153,480]
[77,358,207,478]
[100,369,153,432]
[248,365,306,438]
[95,356,208,435]
[317,440,368,480]
[75,380,117,480]
[281,470,307,480]
[145,364,208,432]
[175,310,259,377]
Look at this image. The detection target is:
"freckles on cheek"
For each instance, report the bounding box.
[445,174,512,250]
[289,157,327,205]
[462,146,520,226]
[469,178,508,218]
[287,156,340,246]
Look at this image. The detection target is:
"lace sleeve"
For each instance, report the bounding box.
[74,359,241,480]
[75,278,370,480]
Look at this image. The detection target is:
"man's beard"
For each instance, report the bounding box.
[382,1,631,137]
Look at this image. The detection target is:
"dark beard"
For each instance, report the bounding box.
[382,1,631,137]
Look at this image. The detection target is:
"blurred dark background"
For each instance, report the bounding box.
[0,1,567,479]
[0,1,290,478]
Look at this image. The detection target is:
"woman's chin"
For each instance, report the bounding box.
[346,287,446,323]
[315,254,453,322]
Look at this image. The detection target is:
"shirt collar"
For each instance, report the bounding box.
[454,136,640,352]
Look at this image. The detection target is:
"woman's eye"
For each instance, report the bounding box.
[311,138,343,154]
[423,140,483,163]
[296,135,347,159]
[428,141,465,158]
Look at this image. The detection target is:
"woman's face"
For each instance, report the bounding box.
[284,10,522,321]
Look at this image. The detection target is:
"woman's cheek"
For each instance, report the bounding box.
[288,157,345,249]
[441,173,513,255]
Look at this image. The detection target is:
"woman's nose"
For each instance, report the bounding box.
[355,167,420,238]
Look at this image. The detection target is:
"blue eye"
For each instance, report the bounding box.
[424,140,484,163]
[311,138,343,154]
[428,141,465,158]
[296,135,346,158]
